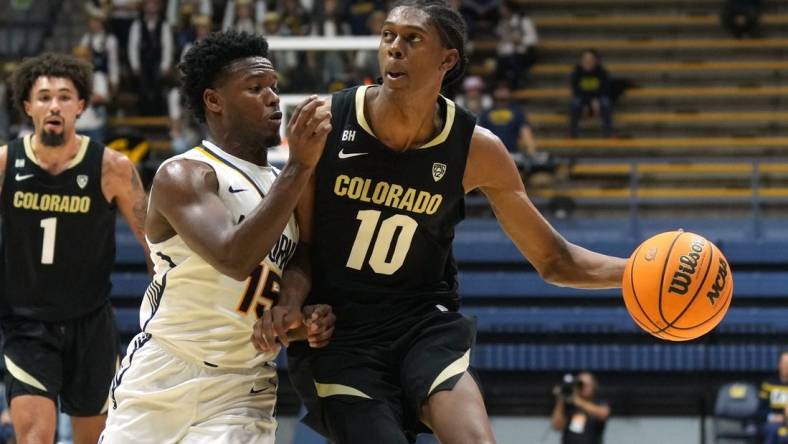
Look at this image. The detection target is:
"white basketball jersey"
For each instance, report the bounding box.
[140,140,299,369]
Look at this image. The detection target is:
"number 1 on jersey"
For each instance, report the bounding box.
[346,210,418,275]
[40,217,57,264]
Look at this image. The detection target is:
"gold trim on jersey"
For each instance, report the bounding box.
[354,85,456,149]
[428,349,470,395]
[314,382,372,399]
[194,146,265,198]
[4,355,47,391]
[24,134,90,169]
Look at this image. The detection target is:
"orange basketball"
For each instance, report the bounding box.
[622,231,733,341]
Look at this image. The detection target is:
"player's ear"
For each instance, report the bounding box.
[439,49,459,73]
[204,88,222,114]
[23,100,32,118]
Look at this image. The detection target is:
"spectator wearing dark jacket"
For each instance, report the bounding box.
[569,49,613,138]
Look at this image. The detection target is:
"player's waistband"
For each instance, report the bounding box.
[149,334,278,374]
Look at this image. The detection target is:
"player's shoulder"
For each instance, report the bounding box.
[152,157,218,197]
[470,125,509,157]
[102,145,136,177]
[0,144,6,172]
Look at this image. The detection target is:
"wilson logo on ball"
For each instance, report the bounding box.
[668,238,706,296]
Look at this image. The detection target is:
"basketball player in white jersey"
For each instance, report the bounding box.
[100,31,334,443]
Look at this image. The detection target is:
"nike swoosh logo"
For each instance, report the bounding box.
[228,186,247,193]
[338,148,368,159]
[15,173,34,181]
[250,378,276,394]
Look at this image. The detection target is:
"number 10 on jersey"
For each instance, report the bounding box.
[346,210,418,275]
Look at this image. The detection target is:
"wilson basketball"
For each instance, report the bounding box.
[622,231,733,341]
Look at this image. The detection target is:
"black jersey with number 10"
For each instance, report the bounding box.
[311,86,476,305]
[1,135,116,321]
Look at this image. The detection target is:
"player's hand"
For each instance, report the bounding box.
[251,304,303,353]
[286,95,332,169]
[302,304,335,348]
[251,309,281,354]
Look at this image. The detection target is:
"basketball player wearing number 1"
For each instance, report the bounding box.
[0,53,149,444]
[254,1,628,443]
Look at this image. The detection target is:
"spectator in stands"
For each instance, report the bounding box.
[765,405,788,444]
[761,351,788,442]
[107,0,140,59]
[494,0,538,88]
[222,0,265,34]
[460,0,501,37]
[721,0,763,38]
[316,0,354,90]
[354,10,387,84]
[166,0,212,28]
[281,0,312,36]
[569,49,614,138]
[479,81,539,165]
[80,3,120,92]
[342,0,385,35]
[456,75,491,116]
[72,46,110,144]
[128,0,174,115]
[552,372,610,444]
[0,64,11,145]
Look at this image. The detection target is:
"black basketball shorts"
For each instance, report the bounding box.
[288,303,477,443]
[1,302,120,416]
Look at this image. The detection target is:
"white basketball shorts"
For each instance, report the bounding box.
[100,333,278,444]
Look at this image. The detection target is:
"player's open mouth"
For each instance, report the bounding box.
[44,118,63,130]
[268,111,282,122]
[386,71,406,79]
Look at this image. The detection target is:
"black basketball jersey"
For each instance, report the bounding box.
[1,135,116,321]
[311,86,476,306]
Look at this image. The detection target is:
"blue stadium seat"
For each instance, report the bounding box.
[457,271,788,299]
[471,344,782,371]
[462,307,788,334]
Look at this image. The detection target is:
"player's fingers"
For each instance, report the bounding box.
[291,99,323,132]
[287,95,317,132]
[260,309,276,353]
[272,309,291,348]
[308,326,334,348]
[251,319,265,352]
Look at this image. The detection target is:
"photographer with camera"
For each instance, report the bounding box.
[551,371,610,444]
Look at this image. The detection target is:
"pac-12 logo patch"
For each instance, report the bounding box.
[432,162,447,182]
[77,174,89,189]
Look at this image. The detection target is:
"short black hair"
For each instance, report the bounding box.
[391,0,469,90]
[179,30,270,122]
[11,53,93,119]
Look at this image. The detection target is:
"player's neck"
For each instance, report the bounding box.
[368,86,442,152]
[30,132,82,173]
[206,133,268,166]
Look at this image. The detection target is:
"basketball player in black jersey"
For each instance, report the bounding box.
[252,1,629,443]
[0,54,149,444]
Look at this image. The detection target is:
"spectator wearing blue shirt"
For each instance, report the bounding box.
[479,81,537,160]
[569,49,613,138]
[766,406,788,444]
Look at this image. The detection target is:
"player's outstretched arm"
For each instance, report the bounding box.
[463,126,626,289]
[102,149,153,273]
